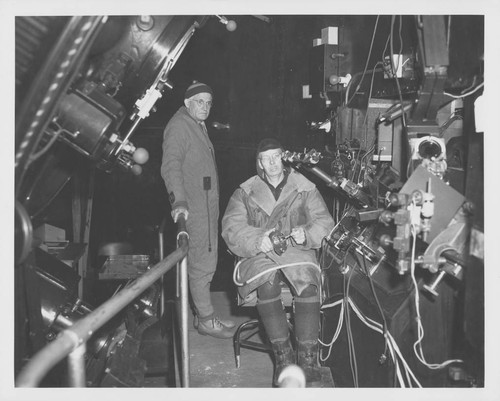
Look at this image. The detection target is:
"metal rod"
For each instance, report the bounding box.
[179,254,190,387]
[158,220,165,318]
[307,166,340,188]
[172,313,181,386]
[16,244,187,387]
[67,342,86,387]
[114,115,143,155]
[173,214,190,388]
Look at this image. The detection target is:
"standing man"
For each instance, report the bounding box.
[161,81,235,339]
[222,138,334,386]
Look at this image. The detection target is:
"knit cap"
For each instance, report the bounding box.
[184,82,213,99]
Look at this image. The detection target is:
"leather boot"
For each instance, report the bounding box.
[297,340,322,387]
[256,294,293,386]
[270,337,295,387]
[294,291,322,387]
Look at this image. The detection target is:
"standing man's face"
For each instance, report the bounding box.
[185,93,213,122]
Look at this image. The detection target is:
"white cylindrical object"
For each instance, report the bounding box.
[277,365,306,388]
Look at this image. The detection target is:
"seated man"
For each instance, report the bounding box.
[221,138,335,387]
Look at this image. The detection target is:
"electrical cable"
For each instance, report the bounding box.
[318,283,423,387]
[233,259,320,287]
[347,298,407,386]
[344,264,359,387]
[325,206,353,243]
[398,15,403,59]
[355,250,389,356]
[447,15,451,53]
[26,125,63,166]
[347,297,422,387]
[321,237,421,387]
[319,298,344,361]
[458,74,480,95]
[381,30,391,61]
[320,238,337,272]
[362,61,385,129]
[345,15,380,107]
[355,143,376,185]
[390,16,407,128]
[438,113,463,137]
[355,53,383,186]
[408,223,464,370]
[444,82,484,99]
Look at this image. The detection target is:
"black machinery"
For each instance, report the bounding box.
[14,15,215,386]
[291,15,483,387]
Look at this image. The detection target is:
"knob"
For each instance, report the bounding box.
[131,164,142,176]
[379,210,393,225]
[423,270,447,296]
[379,234,393,247]
[133,147,149,164]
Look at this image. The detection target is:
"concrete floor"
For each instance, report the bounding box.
[143,291,334,388]
[188,291,274,388]
[142,291,274,387]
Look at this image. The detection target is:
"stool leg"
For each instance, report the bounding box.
[233,319,262,368]
[234,326,242,368]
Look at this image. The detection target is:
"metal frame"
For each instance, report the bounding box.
[16,216,189,388]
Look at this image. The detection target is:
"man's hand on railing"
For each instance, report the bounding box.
[172,207,189,223]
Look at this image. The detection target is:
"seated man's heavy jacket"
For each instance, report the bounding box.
[221,168,335,301]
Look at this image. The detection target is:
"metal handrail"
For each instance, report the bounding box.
[159,212,190,387]
[16,215,189,387]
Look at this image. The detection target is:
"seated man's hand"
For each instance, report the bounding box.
[171,207,189,223]
[259,229,275,253]
[290,227,306,245]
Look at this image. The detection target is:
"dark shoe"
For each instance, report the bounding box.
[197,317,234,339]
[297,340,322,387]
[194,315,236,329]
[271,337,296,387]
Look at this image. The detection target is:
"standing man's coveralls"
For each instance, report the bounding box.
[161,82,234,339]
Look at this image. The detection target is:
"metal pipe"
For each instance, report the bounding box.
[179,254,189,387]
[158,217,167,317]
[174,215,190,387]
[67,342,86,387]
[16,244,187,387]
[114,115,143,155]
[307,166,340,188]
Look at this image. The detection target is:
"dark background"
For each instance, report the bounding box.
[31,14,483,295]
[80,15,483,290]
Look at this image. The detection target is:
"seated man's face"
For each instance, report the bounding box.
[258,148,283,180]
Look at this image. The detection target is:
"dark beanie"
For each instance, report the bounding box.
[185,82,213,99]
[257,138,283,155]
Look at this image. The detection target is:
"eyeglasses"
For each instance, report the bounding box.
[260,152,282,164]
[191,98,213,108]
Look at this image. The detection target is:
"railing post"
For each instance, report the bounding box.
[158,218,166,318]
[179,254,190,387]
[176,214,190,388]
[67,342,86,387]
